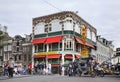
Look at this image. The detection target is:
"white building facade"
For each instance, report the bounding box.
[92,36,114,64]
[32,11,97,75]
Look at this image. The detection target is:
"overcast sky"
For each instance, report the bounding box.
[0,0,120,49]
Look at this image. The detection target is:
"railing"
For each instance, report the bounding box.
[51,62,59,64]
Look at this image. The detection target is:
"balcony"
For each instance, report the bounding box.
[51,61,59,64]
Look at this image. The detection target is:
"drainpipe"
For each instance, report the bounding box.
[61,39,65,76]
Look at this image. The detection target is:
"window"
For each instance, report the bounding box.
[38,44,44,52]
[44,24,51,32]
[49,26,51,31]
[75,23,80,34]
[24,54,27,61]
[34,22,45,34]
[28,54,31,61]
[19,55,21,60]
[15,55,17,61]
[64,20,73,31]
[59,43,62,50]
[52,43,58,51]
[87,29,91,39]
[16,40,19,46]
[16,47,19,52]
[92,32,96,42]
[44,27,48,32]
[64,38,73,50]
[51,19,61,32]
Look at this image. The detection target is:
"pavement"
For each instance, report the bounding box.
[0,74,32,80]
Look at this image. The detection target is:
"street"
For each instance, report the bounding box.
[0,75,120,82]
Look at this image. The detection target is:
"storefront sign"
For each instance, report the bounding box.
[36,51,61,56]
[81,48,89,58]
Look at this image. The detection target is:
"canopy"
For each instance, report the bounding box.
[46,54,61,59]
[45,36,62,44]
[32,38,46,44]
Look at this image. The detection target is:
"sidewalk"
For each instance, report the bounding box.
[0,74,31,80]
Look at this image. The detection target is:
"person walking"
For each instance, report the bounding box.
[28,63,32,75]
[8,57,15,78]
[4,61,9,76]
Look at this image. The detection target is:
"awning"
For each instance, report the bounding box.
[75,37,94,48]
[85,42,94,48]
[34,55,45,58]
[51,64,60,67]
[32,38,46,44]
[46,54,61,59]
[75,37,84,44]
[45,36,62,44]
[64,55,73,59]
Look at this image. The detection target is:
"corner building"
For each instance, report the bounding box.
[32,11,96,74]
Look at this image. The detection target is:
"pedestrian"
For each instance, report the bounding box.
[4,61,9,76]
[8,57,15,78]
[47,62,51,75]
[28,63,32,75]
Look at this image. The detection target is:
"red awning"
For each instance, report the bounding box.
[51,64,60,67]
[32,38,46,44]
[45,36,62,44]
[75,37,84,44]
[34,55,45,58]
[46,54,61,59]
[75,54,80,58]
[85,42,94,48]
[75,37,94,48]
[64,55,73,59]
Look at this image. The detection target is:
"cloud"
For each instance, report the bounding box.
[0,0,120,48]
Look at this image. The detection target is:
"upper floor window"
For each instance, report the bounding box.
[64,17,73,31]
[19,55,21,60]
[44,24,51,32]
[16,47,19,52]
[92,32,96,42]
[87,29,91,39]
[16,40,19,46]
[44,27,48,32]
[4,45,7,51]
[34,22,45,34]
[51,19,61,32]
[75,22,80,34]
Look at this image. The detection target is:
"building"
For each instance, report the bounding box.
[22,34,32,69]
[0,25,10,66]
[2,34,32,71]
[93,36,114,64]
[11,35,32,70]
[114,48,120,64]
[3,39,13,63]
[32,11,97,74]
